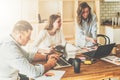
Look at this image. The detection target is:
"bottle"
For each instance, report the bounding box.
[73,58,81,73]
[116,12,119,26]
[112,17,115,26]
[117,12,120,26]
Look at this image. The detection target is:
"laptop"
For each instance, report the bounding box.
[53,43,72,69]
[54,56,71,69]
[83,43,116,59]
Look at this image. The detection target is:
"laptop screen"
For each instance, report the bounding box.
[93,43,116,58]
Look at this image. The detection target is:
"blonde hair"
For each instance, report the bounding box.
[45,14,60,30]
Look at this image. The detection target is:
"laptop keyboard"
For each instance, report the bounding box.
[83,50,96,57]
[57,57,69,66]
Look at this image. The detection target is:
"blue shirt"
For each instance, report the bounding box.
[75,14,97,47]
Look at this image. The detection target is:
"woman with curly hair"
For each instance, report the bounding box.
[75,2,97,48]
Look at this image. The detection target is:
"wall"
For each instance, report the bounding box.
[0,0,38,39]
[21,0,38,23]
[100,0,120,23]
[38,0,61,20]
[0,0,21,39]
[62,1,74,21]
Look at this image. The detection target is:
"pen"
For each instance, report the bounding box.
[105,57,113,61]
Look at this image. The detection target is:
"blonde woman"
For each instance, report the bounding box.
[33,14,66,54]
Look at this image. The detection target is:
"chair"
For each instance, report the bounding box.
[19,73,29,80]
[97,34,110,45]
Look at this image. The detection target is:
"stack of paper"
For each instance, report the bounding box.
[66,43,79,52]
[101,55,120,65]
[66,43,79,59]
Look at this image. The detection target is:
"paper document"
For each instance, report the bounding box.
[66,43,79,52]
[66,43,79,59]
[101,55,120,65]
[35,70,65,80]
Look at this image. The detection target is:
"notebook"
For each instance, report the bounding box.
[83,43,116,58]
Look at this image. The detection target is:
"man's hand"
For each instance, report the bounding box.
[48,54,60,60]
[47,57,57,67]
[44,54,60,72]
[46,54,60,67]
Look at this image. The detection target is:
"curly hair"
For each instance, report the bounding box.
[77,2,92,26]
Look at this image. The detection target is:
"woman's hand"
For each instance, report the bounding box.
[86,37,97,44]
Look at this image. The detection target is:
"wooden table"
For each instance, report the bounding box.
[60,59,120,80]
[58,44,120,80]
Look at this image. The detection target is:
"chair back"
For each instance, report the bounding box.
[97,34,110,45]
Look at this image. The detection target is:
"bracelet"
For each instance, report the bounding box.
[46,54,49,61]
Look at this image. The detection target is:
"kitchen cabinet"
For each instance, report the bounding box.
[105,26,120,44]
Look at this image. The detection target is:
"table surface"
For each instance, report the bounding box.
[59,45,120,80]
[33,44,120,80]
